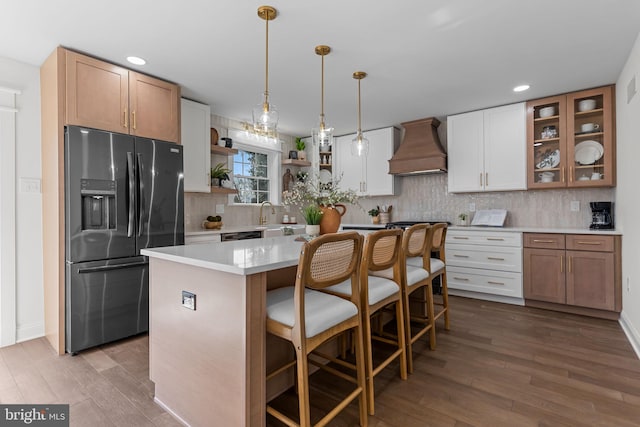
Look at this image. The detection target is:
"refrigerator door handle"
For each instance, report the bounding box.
[137,153,145,237]
[77,261,147,274]
[127,152,135,238]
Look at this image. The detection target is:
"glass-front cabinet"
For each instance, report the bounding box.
[527,85,615,189]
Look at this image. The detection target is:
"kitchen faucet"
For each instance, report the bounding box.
[259,201,275,225]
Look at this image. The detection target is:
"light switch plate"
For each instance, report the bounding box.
[216,204,225,214]
[570,201,580,212]
[182,291,196,310]
[469,203,476,212]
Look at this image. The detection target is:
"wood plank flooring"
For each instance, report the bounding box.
[1,296,640,426]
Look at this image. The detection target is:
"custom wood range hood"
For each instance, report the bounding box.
[388,117,447,175]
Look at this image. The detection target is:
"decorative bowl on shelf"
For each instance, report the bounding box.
[578,99,596,112]
[203,221,223,229]
[539,106,555,118]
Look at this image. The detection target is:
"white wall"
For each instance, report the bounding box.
[0,56,44,344]
[616,32,640,356]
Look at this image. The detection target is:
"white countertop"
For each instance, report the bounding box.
[142,235,304,275]
[448,225,622,235]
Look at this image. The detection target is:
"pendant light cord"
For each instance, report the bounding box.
[264,14,270,107]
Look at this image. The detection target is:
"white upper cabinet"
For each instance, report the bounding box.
[447,102,526,193]
[181,98,211,192]
[333,127,399,196]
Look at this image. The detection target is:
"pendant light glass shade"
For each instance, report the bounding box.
[351,71,369,157]
[252,6,279,140]
[311,45,334,148]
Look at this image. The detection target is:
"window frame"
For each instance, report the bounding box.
[226,129,281,206]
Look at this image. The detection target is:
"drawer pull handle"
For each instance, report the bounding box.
[453,236,469,240]
[560,255,564,273]
[453,277,469,281]
[486,238,505,241]
[487,257,505,261]
[532,239,555,243]
[576,241,602,245]
[487,281,505,286]
[453,254,469,258]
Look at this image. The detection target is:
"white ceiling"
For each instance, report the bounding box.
[2,0,640,137]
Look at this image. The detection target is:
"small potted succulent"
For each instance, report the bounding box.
[295,137,307,161]
[457,213,469,226]
[368,206,380,224]
[210,162,231,187]
[302,204,322,237]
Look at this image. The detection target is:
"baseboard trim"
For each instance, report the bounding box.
[16,322,44,343]
[448,289,525,306]
[154,396,189,427]
[619,310,640,360]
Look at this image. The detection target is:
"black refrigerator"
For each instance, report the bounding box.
[64,126,184,353]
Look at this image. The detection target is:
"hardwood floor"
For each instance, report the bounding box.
[2,296,640,426]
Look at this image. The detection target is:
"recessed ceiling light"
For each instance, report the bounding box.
[513,84,530,92]
[126,56,146,65]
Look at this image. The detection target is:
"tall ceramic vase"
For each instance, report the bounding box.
[319,204,347,235]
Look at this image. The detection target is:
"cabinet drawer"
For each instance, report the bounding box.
[566,234,614,252]
[447,230,522,247]
[524,233,565,249]
[448,266,523,298]
[446,244,522,272]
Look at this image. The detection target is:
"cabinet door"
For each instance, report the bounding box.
[566,250,615,310]
[65,50,128,133]
[362,127,399,196]
[181,99,211,193]
[334,133,364,193]
[523,248,565,303]
[129,72,180,143]
[526,95,567,189]
[566,86,615,187]
[483,103,526,191]
[447,110,484,192]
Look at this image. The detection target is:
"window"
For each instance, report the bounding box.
[227,129,281,205]
[233,149,270,204]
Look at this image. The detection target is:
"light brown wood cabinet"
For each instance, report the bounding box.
[40,47,181,354]
[523,232,621,319]
[66,50,180,142]
[526,85,615,189]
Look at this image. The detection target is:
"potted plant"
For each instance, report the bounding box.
[368,206,380,224]
[457,213,469,226]
[295,137,307,161]
[210,162,231,187]
[302,204,323,237]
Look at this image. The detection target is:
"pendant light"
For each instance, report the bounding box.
[252,6,279,140]
[351,71,369,157]
[311,45,334,147]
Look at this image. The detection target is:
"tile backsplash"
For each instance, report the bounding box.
[186,115,614,231]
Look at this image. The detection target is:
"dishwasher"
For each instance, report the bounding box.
[220,231,263,241]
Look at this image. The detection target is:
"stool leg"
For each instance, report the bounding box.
[353,322,368,427]
[441,271,450,330]
[395,299,408,380]
[402,283,415,374]
[295,347,311,427]
[425,282,436,350]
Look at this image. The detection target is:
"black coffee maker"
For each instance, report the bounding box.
[590,201,614,229]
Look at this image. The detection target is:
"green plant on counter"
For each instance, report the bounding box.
[458,213,468,221]
[207,215,222,222]
[295,137,306,151]
[302,204,323,225]
[368,206,380,217]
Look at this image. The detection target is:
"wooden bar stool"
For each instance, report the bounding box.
[265,231,368,427]
[427,222,450,330]
[401,223,437,374]
[325,228,407,415]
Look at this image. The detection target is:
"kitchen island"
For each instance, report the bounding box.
[141,235,305,427]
